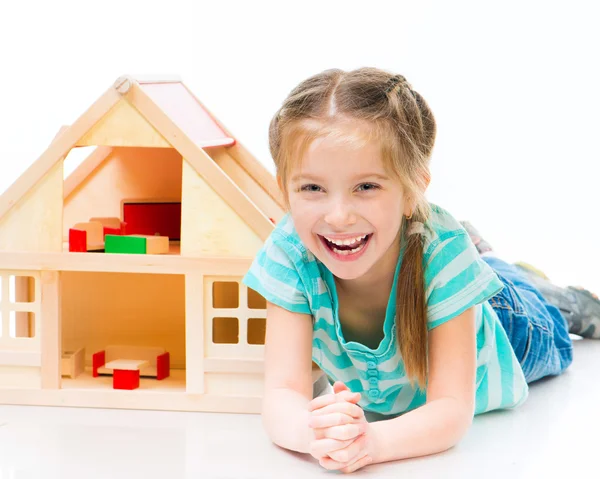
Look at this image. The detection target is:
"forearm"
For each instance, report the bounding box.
[261,387,313,453]
[371,397,473,464]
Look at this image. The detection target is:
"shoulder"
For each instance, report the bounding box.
[421,203,469,258]
[266,213,315,266]
[243,214,317,314]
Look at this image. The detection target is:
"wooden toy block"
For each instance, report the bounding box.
[0,74,321,415]
[131,234,169,254]
[105,234,146,254]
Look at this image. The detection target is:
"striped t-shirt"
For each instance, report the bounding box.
[242,203,529,416]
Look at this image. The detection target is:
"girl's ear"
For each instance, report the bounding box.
[403,194,416,218]
[423,171,431,189]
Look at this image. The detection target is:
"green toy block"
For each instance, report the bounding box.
[105,235,146,254]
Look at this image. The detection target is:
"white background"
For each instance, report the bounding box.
[0,0,597,293]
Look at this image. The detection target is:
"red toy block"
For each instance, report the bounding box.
[92,350,106,377]
[69,228,87,252]
[103,226,121,238]
[123,202,181,239]
[113,369,140,390]
[156,352,170,380]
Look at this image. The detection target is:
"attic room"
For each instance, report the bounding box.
[0,79,284,262]
[63,145,184,255]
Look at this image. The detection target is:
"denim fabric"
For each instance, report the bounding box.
[482,256,573,383]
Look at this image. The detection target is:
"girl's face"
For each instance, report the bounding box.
[286,131,412,282]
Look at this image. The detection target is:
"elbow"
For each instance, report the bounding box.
[424,396,474,454]
[441,400,474,451]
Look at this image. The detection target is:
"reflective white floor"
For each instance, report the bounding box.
[0,338,597,479]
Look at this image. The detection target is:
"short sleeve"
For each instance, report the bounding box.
[242,237,312,315]
[424,232,504,330]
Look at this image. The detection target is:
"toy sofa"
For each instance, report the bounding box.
[92,345,170,380]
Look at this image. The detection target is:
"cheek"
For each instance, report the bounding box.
[368,202,402,234]
[289,199,319,235]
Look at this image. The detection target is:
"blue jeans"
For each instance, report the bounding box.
[483,256,573,383]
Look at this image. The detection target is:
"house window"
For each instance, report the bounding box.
[247,288,266,309]
[0,274,39,340]
[212,317,239,344]
[212,282,239,308]
[247,318,266,345]
[205,278,268,357]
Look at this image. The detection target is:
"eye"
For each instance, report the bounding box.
[299,184,323,193]
[356,183,380,192]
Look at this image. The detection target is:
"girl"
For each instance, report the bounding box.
[242,67,598,473]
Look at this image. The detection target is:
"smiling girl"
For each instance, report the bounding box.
[242,67,591,473]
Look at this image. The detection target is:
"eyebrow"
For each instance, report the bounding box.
[290,172,390,183]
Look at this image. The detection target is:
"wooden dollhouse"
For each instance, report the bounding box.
[0,75,322,413]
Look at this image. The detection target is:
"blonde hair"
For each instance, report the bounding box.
[268,67,437,389]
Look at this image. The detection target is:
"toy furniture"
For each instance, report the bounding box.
[104,359,149,390]
[0,74,321,414]
[92,345,170,380]
[61,347,85,378]
[89,217,127,236]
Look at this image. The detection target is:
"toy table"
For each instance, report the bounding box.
[104,359,149,390]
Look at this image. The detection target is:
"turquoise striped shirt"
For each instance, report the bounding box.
[243,204,529,416]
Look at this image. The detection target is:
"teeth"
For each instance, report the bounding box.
[332,243,366,255]
[324,234,367,246]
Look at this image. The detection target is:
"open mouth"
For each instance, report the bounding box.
[319,234,372,258]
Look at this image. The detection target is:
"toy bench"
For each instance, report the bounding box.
[69,221,105,252]
[92,345,170,380]
[89,217,127,236]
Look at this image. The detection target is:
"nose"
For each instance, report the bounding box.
[324,196,357,230]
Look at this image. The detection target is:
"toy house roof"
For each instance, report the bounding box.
[0,75,284,242]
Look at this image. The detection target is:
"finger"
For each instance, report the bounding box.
[308,412,355,429]
[308,393,337,411]
[309,437,354,459]
[310,401,365,419]
[333,381,350,394]
[340,455,373,474]
[319,452,371,472]
[339,390,362,404]
[327,434,367,464]
[321,422,368,441]
[308,390,360,411]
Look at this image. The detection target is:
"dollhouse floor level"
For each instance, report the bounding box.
[62,367,187,393]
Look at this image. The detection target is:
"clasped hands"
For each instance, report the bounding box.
[307,381,376,473]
